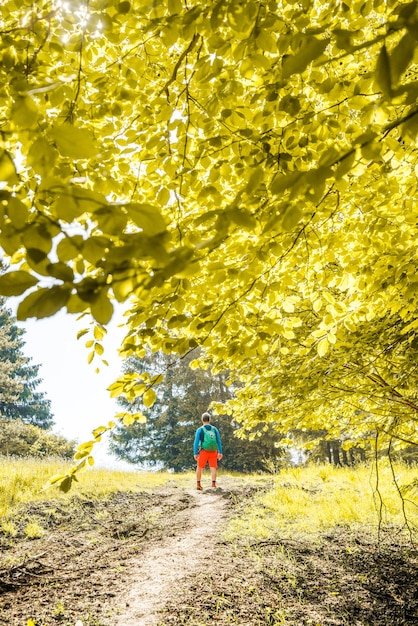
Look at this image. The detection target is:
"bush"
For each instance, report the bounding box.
[0,418,76,459]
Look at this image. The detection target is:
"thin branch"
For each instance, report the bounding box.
[387,436,415,542]
[373,431,384,546]
[160,33,200,99]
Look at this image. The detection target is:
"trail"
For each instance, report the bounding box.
[113,489,228,626]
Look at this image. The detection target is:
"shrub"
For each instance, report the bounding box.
[0,418,76,459]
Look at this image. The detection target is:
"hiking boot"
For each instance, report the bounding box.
[196,484,203,491]
[211,482,217,488]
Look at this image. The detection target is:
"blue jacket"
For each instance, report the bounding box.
[193,424,222,455]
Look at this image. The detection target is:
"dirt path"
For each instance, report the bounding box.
[1,478,417,626]
[113,489,228,626]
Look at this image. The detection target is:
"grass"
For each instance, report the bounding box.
[225,462,418,543]
[2,457,417,545]
[0,455,193,520]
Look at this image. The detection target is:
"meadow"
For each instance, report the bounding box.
[1,457,417,541]
[0,458,417,625]
[226,461,418,543]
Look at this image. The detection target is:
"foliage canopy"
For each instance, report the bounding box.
[1,0,418,478]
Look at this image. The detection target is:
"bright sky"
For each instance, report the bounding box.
[15,307,134,469]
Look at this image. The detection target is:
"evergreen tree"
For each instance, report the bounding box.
[109,350,287,472]
[0,299,54,429]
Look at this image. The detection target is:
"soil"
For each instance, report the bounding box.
[0,475,417,626]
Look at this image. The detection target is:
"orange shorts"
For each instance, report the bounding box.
[197,450,218,469]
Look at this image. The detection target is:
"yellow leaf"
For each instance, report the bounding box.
[323,291,335,304]
[374,45,391,98]
[122,413,135,426]
[124,203,167,236]
[0,150,18,183]
[143,388,157,408]
[94,341,104,355]
[49,125,98,159]
[93,426,107,438]
[16,286,71,320]
[0,271,38,296]
[11,95,39,128]
[317,337,329,357]
[282,299,295,313]
[132,412,147,423]
[313,299,322,313]
[90,290,114,325]
[93,325,107,340]
[7,196,28,229]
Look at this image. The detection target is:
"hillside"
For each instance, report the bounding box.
[0,473,417,626]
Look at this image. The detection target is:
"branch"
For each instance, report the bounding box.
[388,437,415,542]
[160,33,200,99]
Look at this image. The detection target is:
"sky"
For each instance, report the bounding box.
[15,307,135,469]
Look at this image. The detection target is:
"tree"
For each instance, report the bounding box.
[110,350,286,472]
[1,1,418,483]
[0,299,54,428]
[0,418,75,458]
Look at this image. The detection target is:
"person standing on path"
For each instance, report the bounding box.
[193,412,223,490]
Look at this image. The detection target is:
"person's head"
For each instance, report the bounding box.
[201,412,211,424]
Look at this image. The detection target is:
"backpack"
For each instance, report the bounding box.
[200,425,218,451]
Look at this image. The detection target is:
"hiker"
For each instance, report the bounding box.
[193,412,223,490]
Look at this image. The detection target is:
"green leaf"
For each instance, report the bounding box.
[16,286,71,320]
[0,271,38,296]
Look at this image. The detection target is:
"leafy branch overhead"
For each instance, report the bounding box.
[1,0,418,485]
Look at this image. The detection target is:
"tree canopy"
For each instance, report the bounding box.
[1,0,418,480]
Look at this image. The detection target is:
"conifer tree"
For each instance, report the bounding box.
[110,350,286,472]
[0,299,53,428]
